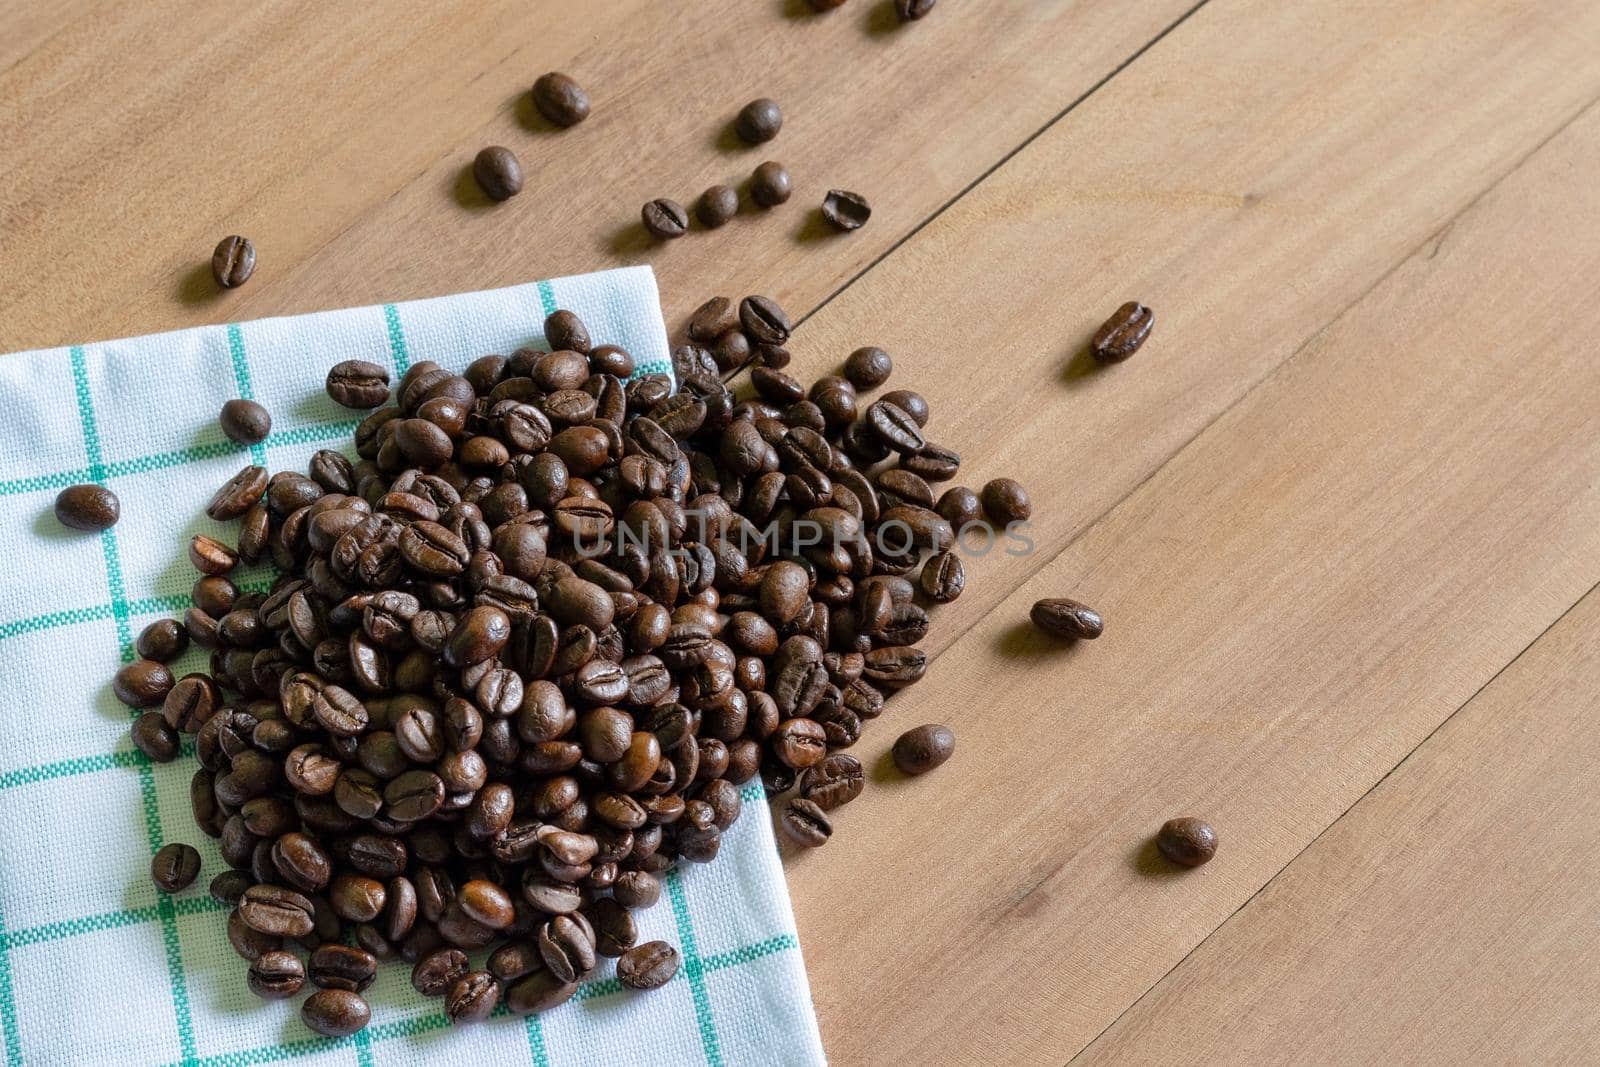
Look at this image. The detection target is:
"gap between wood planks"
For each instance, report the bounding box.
[1060,86,1600,1065]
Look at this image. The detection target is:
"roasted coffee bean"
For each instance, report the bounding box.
[799,753,865,810]
[219,398,272,445]
[696,184,739,228]
[212,235,256,289]
[239,885,317,938]
[210,870,253,905]
[545,309,592,355]
[919,551,964,603]
[309,944,378,992]
[1091,301,1154,364]
[617,940,680,990]
[936,485,982,529]
[207,464,268,520]
[896,0,936,18]
[843,346,892,389]
[385,770,445,822]
[1156,817,1218,867]
[446,970,500,1024]
[413,946,471,996]
[54,483,120,531]
[114,659,173,708]
[778,798,832,848]
[892,723,954,775]
[687,297,738,342]
[642,198,689,240]
[981,477,1032,524]
[189,534,238,575]
[151,843,202,892]
[739,295,791,346]
[1029,597,1103,640]
[772,717,827,769]
[458,879,516,930]
[473,146,523,201]
[302,989,371,1037]
[136,618,188,662]
[750,160,792,208]
[248,950,305,999]
[538,914,596,983]
[821,189,871,231]
[532,71,590,127]
[507,970,579,1015]
[735,97,783,144]
[131,712,180,762]
[326,360,390,409]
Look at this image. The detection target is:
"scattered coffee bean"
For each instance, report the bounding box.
[750,161,792,208]
[779,798,833,848]
[248,950,305,1000]
[325,360,391,409]
[114,659,174,708]
[54,483,120,531]
[212,236,256,289]
[219,399,272,445]
[918,551,964,603]
[896,0,936,18]
[821,189,871,231]
[136,619,189,662]
[891,724,954,775]
[617,941,680,990]
[981,477,1031,524]
[1156,817,1217,867]
[473,146,523,201]
[131,712,180,763]
[302,989,371,1037]
[189,534,239,575]
[1029,598,1104,640]
[843,346,892,389]
[735,98,783,144]
[1091,301,1154,364]
[798,753,864,810]
[696,184,739,229]
[545,309,592,354]
[642,198,689,240]
[151,842,202,892]
[532,71,590,127]
[739,295,791,346]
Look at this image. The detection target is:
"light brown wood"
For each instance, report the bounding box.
[7,0,1600,1063]
[1078,585,1600,1064]
[0,0,1199,352]
[779,0,1600,1059]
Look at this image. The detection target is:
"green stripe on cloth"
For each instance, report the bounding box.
[225,325,267,467]
[353,1027,374,1067]
[0,898,225,953]
[0,750,147,791]
[536,279,559,320]
[0,603,115,641]
[0,901,20,1067]
[525,1014,551,1067]
[0,468,92,496]
[666,869,723,1066]
[70,345,199,1065]
[383,304,411,377]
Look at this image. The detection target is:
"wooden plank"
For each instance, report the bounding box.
[783,9,1600,1062]
[1077,585,1600,1064]
[0,0,1200,351]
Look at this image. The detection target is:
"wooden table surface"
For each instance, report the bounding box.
[7,1,1600,1062]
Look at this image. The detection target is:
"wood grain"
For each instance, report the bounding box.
[0,0,1199,352]
[782,3,1600,1059]
[1078,585,1600,1064]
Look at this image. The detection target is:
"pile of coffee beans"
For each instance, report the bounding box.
[123,298,1013,1035]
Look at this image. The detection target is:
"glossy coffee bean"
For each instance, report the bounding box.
[115,659,174,708]
[247,950,305,999]
[326,360,390,408]
[446,971,500,1024]
[891,724,954,775]
[532,71,590,127]
[1029,598,1104,640]
[412,947,470,997]
[750,161,792,207]
[151,843,202,892]
[981,477,1031,524]
[212,235,256,289]
[136,619,189,662]
[220,399,272,445]
[302,989,371,1037]
[642,198,689,240]
[798,753,864,810]
[617,940,680,990]
[778,798,832,848]
[1091,301,1154,364]
[843,346,892,389]
[132,712,180,763]
[54,484,120,530]
[1156,817,1218,867]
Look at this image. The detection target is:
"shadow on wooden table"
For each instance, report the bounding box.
[175,262,220,307]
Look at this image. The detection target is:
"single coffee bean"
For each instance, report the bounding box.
[918,550,965,603]
[892,723,954,775]
[739,295,791,346]
[310,943,379,991]
[843,346,892,389]
[131,712,180,763]
[532,71,590,127]
[778,798,832,848]
[189,534,239,575]
[212,235,256,289]
[981,477,1032,524]
[54,483,119,531]
[617,940,680,990]
[772,717,827,769]
[798,753,864,811]
[1157,817,1218,867]
[302,989,371,1037]
[696,184,739,229]
[446,971,500,1024]
[206,464,268,521]
[687,297,738,342]
[936,485,981,529]
[750,161,792,208]
[136,619,188,662]
[537,914,597,984]
[210,870,253,905]
[642,198,689,240]
[325,360,390,408]
[1092,301,1154,364]
[247,950,305,999]
[473,146,523,201]
[413,946,470,996]
[1029,597,1104,640]
[545,309,592,354]
[735,98,783,144]
[151,842,202,892]
[239,884,317,938]
[220,399,272,445]
[821,189,871,231]
[114,659,174,708]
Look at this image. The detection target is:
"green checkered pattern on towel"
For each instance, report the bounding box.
[0,269,825,1067]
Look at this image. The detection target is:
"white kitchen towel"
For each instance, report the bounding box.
[0,266,826,1067]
